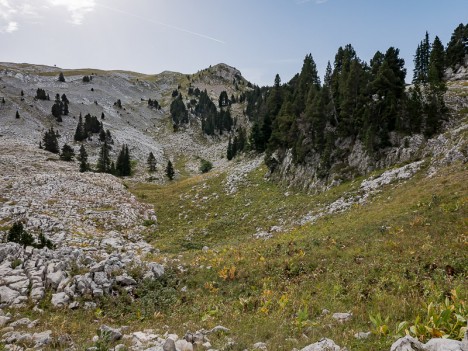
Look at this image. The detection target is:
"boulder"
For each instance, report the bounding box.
[163,338,177,351]
[176,339,194,351]
[332,312,352,323]
[99,325,122,342]
[301,338,343,351]
[51,292,70,307]
[0,286,20,304]
[32,330,52,347]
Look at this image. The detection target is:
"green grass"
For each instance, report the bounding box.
[8,161,466,351]
[129,161,467,350]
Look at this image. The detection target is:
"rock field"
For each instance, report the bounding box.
[0,138,163,311]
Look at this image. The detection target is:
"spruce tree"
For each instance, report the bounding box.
[227,136,234,160]
[60,144,75,161]
[99,128,106,142]
[20,90,24,97]
[74,114,86,141]
[15,110,20,119]
[78,145,89,172]
[96,140,111,173]
[428,36,446,87]
[42,127,59,154]
[147,152,157,172]
[165,160,175,180]
[58,72,65,82]
[116,144,131,176]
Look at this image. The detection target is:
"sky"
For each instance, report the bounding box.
[0,0,467,86]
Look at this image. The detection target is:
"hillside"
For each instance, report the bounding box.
[0,59,467,351]
[0,62,251,181]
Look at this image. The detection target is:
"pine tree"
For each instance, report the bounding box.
[219,91,229,107]
[60,144,75,161]
[42,127,59,154]
[227,136,234,160]
[147,152,157,172]
[15,110,20,119]
[96,140,111,173]
[20,90,24,97]
[116,144,131,176]
[63,101,69,115]
[446,23,468,68]
[58,72,65,82]
[428,36,446,88]
[165,160,175,180]
[7,221,23,243]
[78,145,89,172]
[74,114,86,141]
[99,128,106,142]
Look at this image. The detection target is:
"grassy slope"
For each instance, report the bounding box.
[128,161,467,351]
[7,160,466,350]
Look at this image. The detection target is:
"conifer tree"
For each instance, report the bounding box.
[20,90,24,96]
[428,36,446,87]
[15,110,20,119]
[147,152,157,172]
[42,127,59,154]
[78,145,89,172]
[99,128,106,142]
[446,23,468,68]
[165,160,175,180]
[74,114,86,141]
[96,140,111,173]
[116,144,131,176]
[227,136,234,160]
[60,144,75,161]
[58,72,65,82]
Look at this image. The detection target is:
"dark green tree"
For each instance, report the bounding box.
[446,23,468,68]
[99,128,106,142]
[165,160,175,180]
[7,221,23,243]
[58,72,65,82]
[147,152,157,172]
[60,144,75,161]
[42,127,59,154]
[428,36,446,87]
[96,140,111,173]
[78,145,90,172]
[227,136,234,160]
[170,95,188,127]
[74,114,86,141]
[218,91,229,107]
[35,88,48,100]
[15,110,20,119]
[116,144,131,176]
[7,222,34,248]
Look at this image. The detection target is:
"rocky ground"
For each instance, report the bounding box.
[0,138,164,310]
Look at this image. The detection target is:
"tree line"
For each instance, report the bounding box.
[239,23,468,174]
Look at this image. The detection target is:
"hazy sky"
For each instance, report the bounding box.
[1,0,467,86]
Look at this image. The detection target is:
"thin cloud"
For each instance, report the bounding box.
[0,21,18,33]
[46,0,96,25]
[96,3,225,45]
[0,0,95,33]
